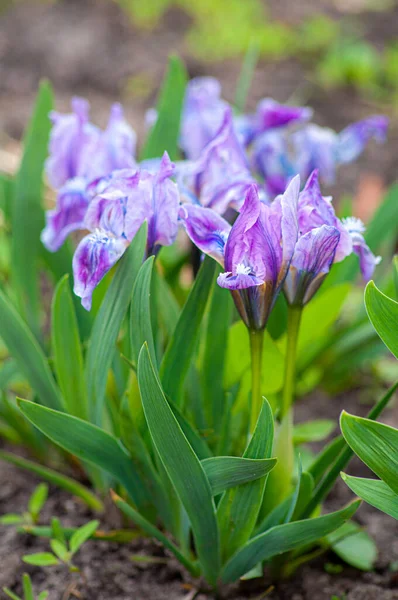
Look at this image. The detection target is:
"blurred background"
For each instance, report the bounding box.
[0,0,397,215]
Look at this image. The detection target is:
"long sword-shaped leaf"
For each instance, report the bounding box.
[11,81,53,334]
[341,411,398,494]
[51,275,87,419]
[365,281,398,359]
[221,500,360,583]
[86,223,147,424]
[341,474,398,520]
[217,400,274,562]
[202,456,276,496]
[140,56,187,161]
[138,344,220,585]
[130,257,156,367]
[0,288,63,410]
[0,450,103,512]
[160,256,216,404]
[17,399,153,516]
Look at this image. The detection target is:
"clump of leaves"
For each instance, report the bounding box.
[0,483,48,527]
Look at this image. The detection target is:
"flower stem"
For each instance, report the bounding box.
[249,328,264,433]
[281,305,303,419]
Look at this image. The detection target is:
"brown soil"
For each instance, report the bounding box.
[1,390,398,599]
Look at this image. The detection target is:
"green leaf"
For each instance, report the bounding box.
[112,492,199,577]
[28,483,48,521]
[17,400,152,514]
[0,514,23,525]
[51,275,87,419]
[130,257,156,367]
[326,521,377,571]
[69,520,99,554]
[293,420,336,444]
[11,81,53,333]
[51,518,66,545]
[50,539,69,562]
[221,500,360,584]
[201,271,233,432]
[393,255,398,298]
[0,288,63,410]
[201,456,276,496]
[38,593,49,600]
[341,412,398,494]
[85,223,147,424]
[0,450,103,512]
[217,400,274,562]
[140,56,187,160]
[365,281,398,359]
[341,473,398,520]
[234,40,260,112]
[160,256,216,404]
[22,573,34,600]
[307,436,346,486]
[137,344,220,585]
[22,553,60,567]
[2,587,22,600]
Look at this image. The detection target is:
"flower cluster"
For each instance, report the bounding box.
[42,79,386,315]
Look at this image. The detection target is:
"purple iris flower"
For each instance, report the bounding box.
[180,177,300,330]
[42,98,137,253]
[178,107,255,215]
[73,153,180,310]
[253,115,389,195]
[284,171,381,306]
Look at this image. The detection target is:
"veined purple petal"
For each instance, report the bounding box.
[284,225,340,306]
[342,217,381,282]
[179,204,231,265]
[73,230,128,310]
[148,152,180,250]
[254,99,313,132]
[180,77,229,160]
[252,129,293,196]
[180,107,254,214]
[337,116,389,164]
[291,124,338,184]
[298,170,352,262]
[41,177,88,252]
[45,98,101,189]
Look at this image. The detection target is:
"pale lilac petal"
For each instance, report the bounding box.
[291,124,337,184]
[217,270,264,289]
[337,116,389,164]
[41,177,88,252]
[342,217,381,282]
[251,129,292,195]
[279,174,300,282]
[179,204,231,265]
[284,225,340,305]
[73,231,128,310]
[180,77,228,160]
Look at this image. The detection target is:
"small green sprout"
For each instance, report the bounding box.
[22,518,99,576]
[0,483,48,527]
[3,573,49,600]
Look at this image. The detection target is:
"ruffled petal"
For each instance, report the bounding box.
[342,217,381,282]
[41,177,88,252]
[148,152,180,250]
[179,204,231,265]
[73,230,128,310]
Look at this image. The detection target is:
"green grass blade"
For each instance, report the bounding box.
[234,40,260,112]
[365,281,398,358]
[0,288,63,411]
[140,56,187,160]
[85,223,147,424]
[51,275,87,419]
[160,256,216,404]
[0,449,103,512]
[341,412,398,494]
[130,257,156,367]
[17,400,153,514]
[221,500,360,583]
[11,81,53,334]
[202,456,276,496]
[341,473,398,520]
[138,344,220,585]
